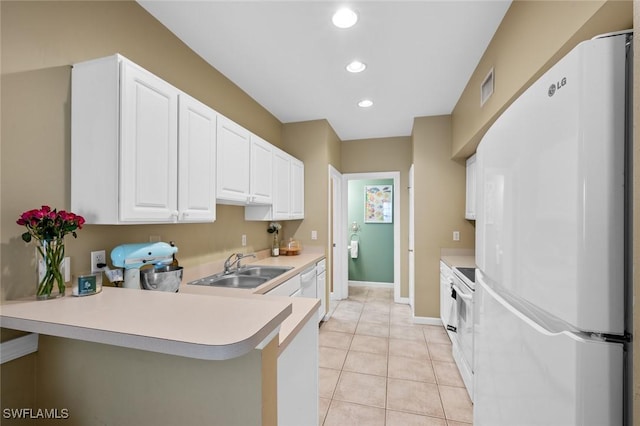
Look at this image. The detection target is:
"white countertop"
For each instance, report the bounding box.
[181,251,324,354]
[0,251,325,360]
[440,248,476,269]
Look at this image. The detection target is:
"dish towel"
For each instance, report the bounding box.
[350,240,359,259]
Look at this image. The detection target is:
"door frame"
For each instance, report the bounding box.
[329,165,346,302]
[339,171,402,303]
[408,164,415,312]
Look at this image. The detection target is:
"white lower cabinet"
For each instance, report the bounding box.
[316,259,327,322]
[265,274,301,297]
[277,311,319,426]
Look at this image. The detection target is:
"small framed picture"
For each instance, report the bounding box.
[364,185,393,223]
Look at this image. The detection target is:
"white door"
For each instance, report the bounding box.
[249,134,273,204]
[216,116,250,203]
[120,60,178,222]
[178,93,216,222]
[408,164,415,312]
[329,166,346,301]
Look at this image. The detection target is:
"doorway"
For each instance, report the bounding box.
[336,171,402,303]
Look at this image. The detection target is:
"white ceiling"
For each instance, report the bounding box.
[138,1,511,141]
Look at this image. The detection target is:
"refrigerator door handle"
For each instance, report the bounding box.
[479,279,590,342]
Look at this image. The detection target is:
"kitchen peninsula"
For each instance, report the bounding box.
[0,252,324,425]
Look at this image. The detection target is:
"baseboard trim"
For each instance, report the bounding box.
[412,316,443,326]
[348,280,393,288]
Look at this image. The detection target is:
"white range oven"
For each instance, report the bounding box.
[450,266,475,401]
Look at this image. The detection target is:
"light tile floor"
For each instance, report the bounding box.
[319,286,473,426]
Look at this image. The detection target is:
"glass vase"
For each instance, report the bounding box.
[271,233,279,257]
[36,238,66,300]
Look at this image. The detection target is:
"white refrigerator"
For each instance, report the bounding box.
[474,32,632,425]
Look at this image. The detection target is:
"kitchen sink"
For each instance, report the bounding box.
[189,274,268,289]
[187,265,293,289]
[237,265,293,279]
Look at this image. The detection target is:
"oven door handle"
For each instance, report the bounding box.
[451,283,473,301]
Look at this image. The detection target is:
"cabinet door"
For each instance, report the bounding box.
[272,148,291,219]
[290,158,304,219]
[249,134,273,204]
[178,93,217,222]
[465,154,477,220]
[120,60,179,222]
[216,116,250,203]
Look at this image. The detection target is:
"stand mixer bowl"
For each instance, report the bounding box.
[140,266,183,292]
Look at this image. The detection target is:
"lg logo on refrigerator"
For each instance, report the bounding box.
[548,77,567,97]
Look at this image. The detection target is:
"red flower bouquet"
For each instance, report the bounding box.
[17,206,85,299]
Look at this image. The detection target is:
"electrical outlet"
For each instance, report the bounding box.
[149,235,161,242]
[311,230,318,240]
[241,234,247,247]
[91,250,106,273]
[453,231,460,241]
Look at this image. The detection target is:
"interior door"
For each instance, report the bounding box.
[329,166,346,301]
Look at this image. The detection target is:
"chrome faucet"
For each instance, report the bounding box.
[223,252,256,274]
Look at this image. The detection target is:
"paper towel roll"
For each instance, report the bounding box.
[350,240,359,259]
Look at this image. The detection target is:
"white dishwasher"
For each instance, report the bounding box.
[299,265,317,299]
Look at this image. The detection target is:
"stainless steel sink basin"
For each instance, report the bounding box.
[238,265,293,279]
[188,265,293,289]
[189,274,268,289]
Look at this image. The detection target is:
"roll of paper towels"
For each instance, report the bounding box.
[350,240,359,259]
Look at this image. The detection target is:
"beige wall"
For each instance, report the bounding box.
[452,0,633,159]
[341,137,412,298]
[282,119,337,306]
[34,335,276,425]
[1,1,285,416]
[1,0,285,302]
[411,117,475,317]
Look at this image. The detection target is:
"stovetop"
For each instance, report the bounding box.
[453,267,475,290]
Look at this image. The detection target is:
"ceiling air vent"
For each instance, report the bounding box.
[480,68,494,107]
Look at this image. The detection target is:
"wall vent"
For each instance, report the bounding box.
[480,68,494,107]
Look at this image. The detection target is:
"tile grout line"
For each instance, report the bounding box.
[321,287,471,425]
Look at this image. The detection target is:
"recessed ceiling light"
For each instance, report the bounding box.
[346,60,366,73]
[332,8,358,29]
[358,99,373,108]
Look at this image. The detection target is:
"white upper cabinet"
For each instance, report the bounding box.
[465,153,477,220]
[216,116,251,204]
[249,134,273,205]
[290,157,304,219]
[119,59,179,222]
[71,54,216,224]
[245,146,304,221]
[272,147,292,219]
[178,93,217,222]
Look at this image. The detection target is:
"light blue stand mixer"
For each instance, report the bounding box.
[110,242,180,290]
